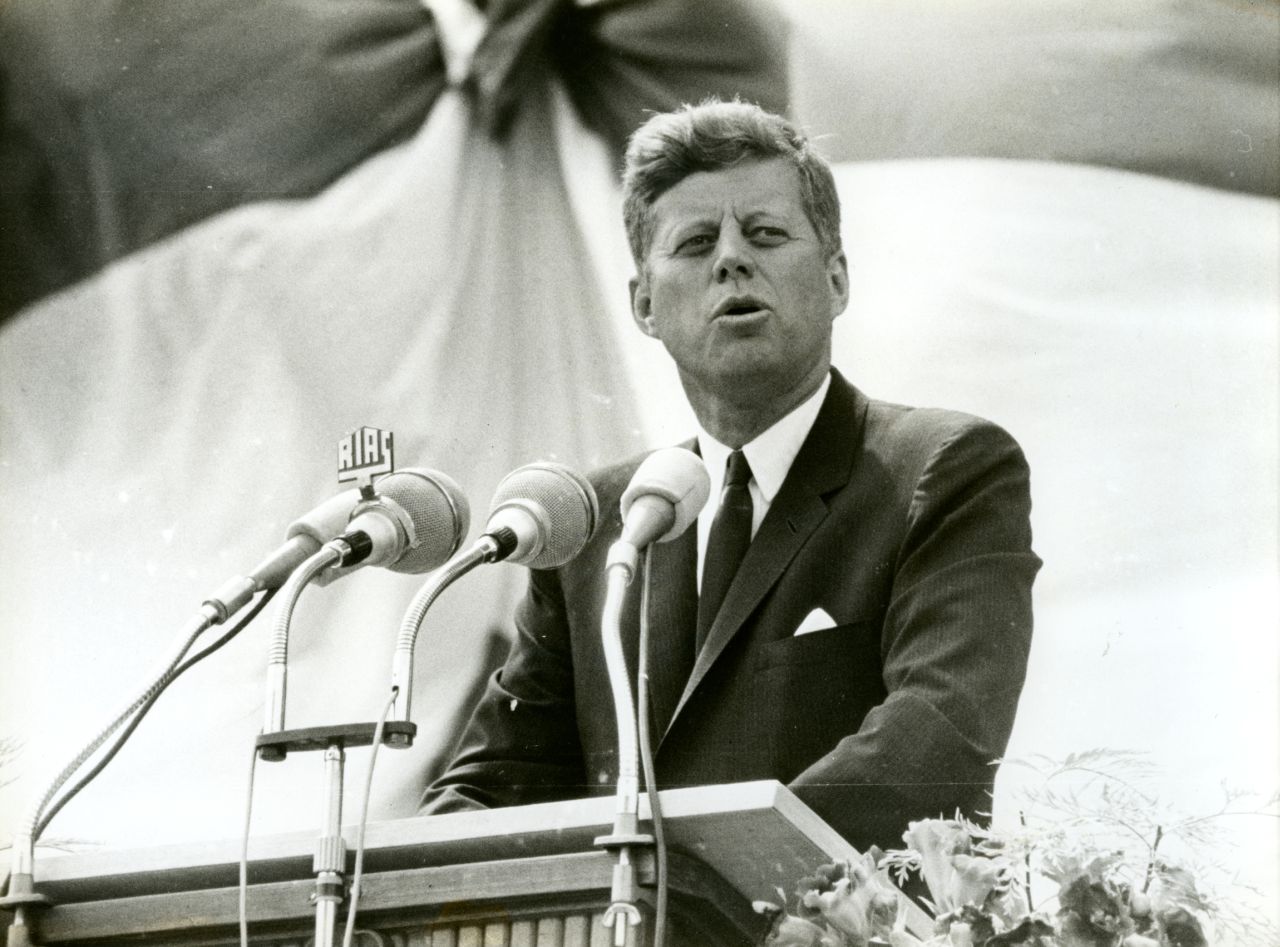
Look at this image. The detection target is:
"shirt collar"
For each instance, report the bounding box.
[696,372,831,503]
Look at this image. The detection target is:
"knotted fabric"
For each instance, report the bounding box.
[696,449,753,651]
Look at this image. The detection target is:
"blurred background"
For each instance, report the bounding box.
[1,0,1276,932]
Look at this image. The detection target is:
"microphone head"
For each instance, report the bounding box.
[620,447,710,544]
[373,467,471,574]
[487,462,598,569]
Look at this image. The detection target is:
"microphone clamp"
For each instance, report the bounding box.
[331,531,374,568]
[483,526,519,563]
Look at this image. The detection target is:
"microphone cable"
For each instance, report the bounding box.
[14,617,209,865]
[238,733,259,947]
[635,544,670,947]
[342,686,398,947]
[34,587,279,843]
[237,684,399,947]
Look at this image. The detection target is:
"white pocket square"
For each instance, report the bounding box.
[793,607,837,636]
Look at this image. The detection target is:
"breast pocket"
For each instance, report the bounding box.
[755,618,883,671]
[752,619,887,779]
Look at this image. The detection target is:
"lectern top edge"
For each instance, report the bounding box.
[17,781,840,902]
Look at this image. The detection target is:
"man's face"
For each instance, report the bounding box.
[630,158,848,405]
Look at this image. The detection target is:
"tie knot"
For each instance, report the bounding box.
[725,450,752,488]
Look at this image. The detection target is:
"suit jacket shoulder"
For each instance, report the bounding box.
[849,385,1033,522]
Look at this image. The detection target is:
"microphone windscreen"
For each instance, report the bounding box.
[621,447,710,544]
[285,488,362,545]
[377,468,471,574]
[489,462,598,569]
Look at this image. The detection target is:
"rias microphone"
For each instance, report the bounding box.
[387,462,598,726]
[331,467,470,574]
[206,467,467,625]
[263,467,470,739]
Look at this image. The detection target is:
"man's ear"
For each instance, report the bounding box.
[629,274,658,337]
[826,250,850,321]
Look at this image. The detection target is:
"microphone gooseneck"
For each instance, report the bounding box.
[597,448,709,945]
[601,447,709,779]
[5,479,394,933]
[262,544,345,738]
[388,462,598,725]
[387,541,497,727]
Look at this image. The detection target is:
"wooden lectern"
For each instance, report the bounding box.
[4,780,929,945]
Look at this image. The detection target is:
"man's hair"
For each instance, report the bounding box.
[621,100,842,267]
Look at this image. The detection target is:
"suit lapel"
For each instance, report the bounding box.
[661,373,867,742]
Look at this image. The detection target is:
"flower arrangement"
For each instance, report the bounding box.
[754,751,1278,947]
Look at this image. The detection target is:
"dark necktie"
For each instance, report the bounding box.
[696,450,753,651]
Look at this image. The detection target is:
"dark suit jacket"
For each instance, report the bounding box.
[423,370,1041,852]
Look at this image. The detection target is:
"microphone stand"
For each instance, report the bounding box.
[595,540,655,946]
[2,608,222,946]
[254,542,415,947]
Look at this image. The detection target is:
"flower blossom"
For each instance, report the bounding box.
[754,896,840,947]
[900,818,1013,916]
[1056,870,1134,947]
[798,853,899,947]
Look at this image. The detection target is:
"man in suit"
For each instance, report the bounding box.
[422,101,1040,853]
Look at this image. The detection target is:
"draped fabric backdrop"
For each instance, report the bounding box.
[1,0,1276,925]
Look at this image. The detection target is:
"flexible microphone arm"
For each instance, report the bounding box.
[3,492,357,938]
[596,538,649,945]
[594,448,708,945]
[387,461,596,729]
[387,528,516,726]
[3,606,220,941]
[602,540,643,814]
[262,543,346,740]
[15,499,359,856]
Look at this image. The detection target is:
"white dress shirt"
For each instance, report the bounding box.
[694,373,831,590]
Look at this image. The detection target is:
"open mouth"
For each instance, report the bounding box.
[717,299,768,318]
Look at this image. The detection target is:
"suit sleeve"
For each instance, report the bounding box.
[419,564,587,814]
[788,417,1041,850]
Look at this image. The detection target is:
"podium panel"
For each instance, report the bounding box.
[33,852,753,945]
[5,781,928,945]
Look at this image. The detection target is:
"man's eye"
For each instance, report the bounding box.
[751,227,788,243]
[676,234,715,253]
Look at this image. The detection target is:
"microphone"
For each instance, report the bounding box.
[387,462,598,727]
[332,467,470,574]
[610,447,710,575]
[262,467,469,739]
[485,461,599,568]
[595,448,709,938]
[202,488,363,623]
[208,467,468,623]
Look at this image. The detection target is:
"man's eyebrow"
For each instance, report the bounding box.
[740,207,790,224]
[667,211,718,228]
[661,217,718,241]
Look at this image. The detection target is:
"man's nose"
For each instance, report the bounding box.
[713,230,754,282]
